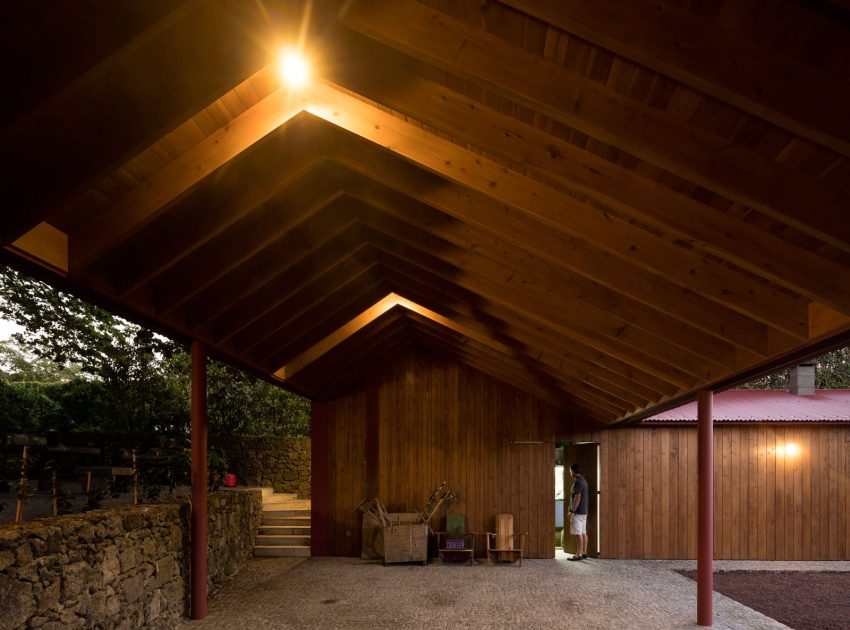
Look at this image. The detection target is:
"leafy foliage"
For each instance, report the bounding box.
[736,347,850,390]
[0,265,310,438]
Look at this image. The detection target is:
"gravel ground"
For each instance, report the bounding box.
[176,553,831,629]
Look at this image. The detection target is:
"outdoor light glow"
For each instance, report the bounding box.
[277,50,309,87]
[775,443,799,457]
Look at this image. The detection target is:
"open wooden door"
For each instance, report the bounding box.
[562,442,600,557]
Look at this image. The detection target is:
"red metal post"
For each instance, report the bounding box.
[697,389,713,626]
[310,400,330,556]
[191,341,208,620]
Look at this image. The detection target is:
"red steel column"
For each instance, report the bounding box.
[310,400,330,556]
[191,341,208,620]
[697,389,713,626]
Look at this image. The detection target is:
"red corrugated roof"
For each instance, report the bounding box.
[644,389,850,423]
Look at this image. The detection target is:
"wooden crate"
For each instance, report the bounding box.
[362,512,422,560]
[382,514,428,565]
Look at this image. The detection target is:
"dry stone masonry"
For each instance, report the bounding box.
[0,489,262,629]
[214,437,311,497]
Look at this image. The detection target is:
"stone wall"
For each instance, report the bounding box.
[207,490,262,593]
[214,437,311,497]
[0,489,262,629]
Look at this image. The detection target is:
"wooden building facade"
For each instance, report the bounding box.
[315,348,850,560]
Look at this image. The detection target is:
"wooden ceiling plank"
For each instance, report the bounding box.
[67,89,312,271]
[260,266,658,406]
[332,0,850,251]
[197,231,373,345]
[173,225,369,336]
[409,321,629,418]
[286,309,411,392]
[502,0,850,158]
[377,267,660,405]
[149,184,346,316]
[304,91,803,347]
[408,328,611,422]
[344,176,778,355]
[400,300,638,414]
[349,200,742,370]
[364,239,699,388]
[2,1,278,245]
[324,58,820,330]
[254,280,399,369]
[276,249,673,400]
[278,296,411,378]
[111,144,331,298]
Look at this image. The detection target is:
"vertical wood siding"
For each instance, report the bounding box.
[593,426,849,559]
[325,349,849,560]
[325,350,569,558]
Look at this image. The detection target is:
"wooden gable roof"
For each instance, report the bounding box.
[2,0,850,425]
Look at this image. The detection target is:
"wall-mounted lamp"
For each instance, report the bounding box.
[776,443,799,456]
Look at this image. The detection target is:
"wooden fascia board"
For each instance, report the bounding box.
[333,0,850,252]
[8,223,69,274]
[502,0,850,158]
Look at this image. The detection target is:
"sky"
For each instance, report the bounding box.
[0,317,22,341]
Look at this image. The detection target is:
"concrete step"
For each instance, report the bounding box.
[254,545,310,557]
[263,508,311,518]
[255,534,311,546]
[262,516,311,527]
[262,504,312,513]
[258,525,311,535]
[262,493,299,505]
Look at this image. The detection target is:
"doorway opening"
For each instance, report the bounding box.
[555,441,600,558]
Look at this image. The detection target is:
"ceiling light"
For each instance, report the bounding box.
[278,50,309,87]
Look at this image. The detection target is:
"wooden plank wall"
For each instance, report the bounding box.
[325,349,573,558]
[325,351,849,561]
[574,426,850,560]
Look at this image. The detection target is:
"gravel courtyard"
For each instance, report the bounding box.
[178,554,849,629]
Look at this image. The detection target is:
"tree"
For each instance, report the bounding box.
[0,265,309,437]
[736,347,850,390]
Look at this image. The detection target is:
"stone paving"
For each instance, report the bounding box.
[178,554,850,629]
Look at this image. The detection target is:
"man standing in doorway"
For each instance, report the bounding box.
[568,463,589,561]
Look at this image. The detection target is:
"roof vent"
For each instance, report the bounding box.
[789,363,816,396]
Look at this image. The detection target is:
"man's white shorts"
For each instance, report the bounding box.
[570,514,587,535]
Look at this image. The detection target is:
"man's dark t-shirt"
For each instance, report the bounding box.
[571,475,589,515]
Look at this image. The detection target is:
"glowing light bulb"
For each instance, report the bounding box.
[278,51,308,87]
[785,443,798,456]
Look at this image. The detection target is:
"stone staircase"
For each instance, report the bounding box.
[253,488,312,557]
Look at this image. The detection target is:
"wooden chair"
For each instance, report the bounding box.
[434,514,476,565]
[485,514,527,566]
